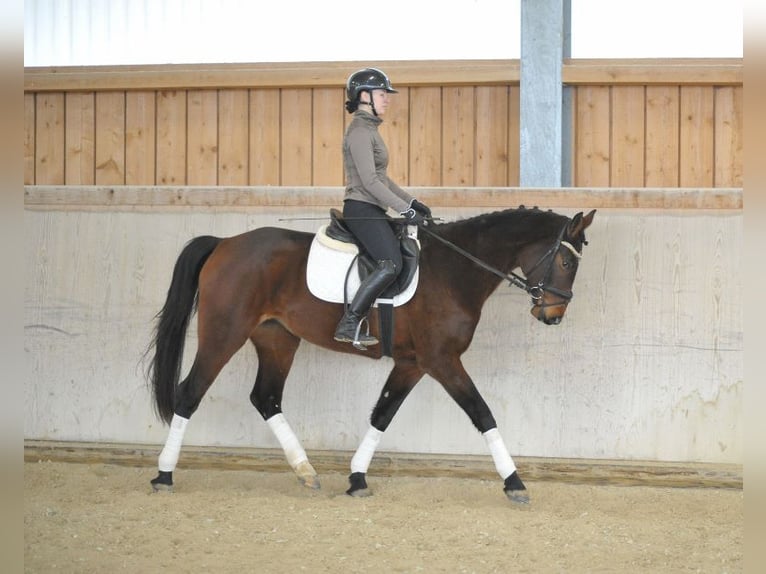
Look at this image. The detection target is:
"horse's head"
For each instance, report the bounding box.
[521,210,596,325]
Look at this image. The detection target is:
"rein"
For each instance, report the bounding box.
[417,222,579,302]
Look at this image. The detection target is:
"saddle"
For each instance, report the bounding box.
[324,208,420,298]
[305,209,421,357]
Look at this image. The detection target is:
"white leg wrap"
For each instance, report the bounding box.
[483,428,517,479]
[158,414,189,472]
[350,426,383,474]
[267,413,308,469]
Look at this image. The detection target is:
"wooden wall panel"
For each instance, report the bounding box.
[645,86,680,187]
[22,60,741,190]
[379,87,410,186]
[442,87,475,186]
[714,86,743,187]
[249,89,280,185]
[186,90,218,185]
[218,89,249,185]
[125,92,156,185]
[64,93,95,184]
[311,88,344,186]
[507,86,520,186]
[409,87,442,185]
[35,92,65,184]
[280,89,312,185]
[610,86,645,186]
[575,86,610,186]
[24,94,36,185]
[475,86,509,186]
[679,86,715,187]
[156,90,187,185]
[94,92,125,185]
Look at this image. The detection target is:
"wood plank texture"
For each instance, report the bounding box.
[249,89,280,185]
[125,91,156,185]
[645,86,680,186]
[714,86,743,187]
[610,86,645,186]
[507,86,521,186]
[575,86,610,186]
[35,92,65,184]
[24,93,36,184]
[95,91,126,185]
[475,86,509,186]
[442,86,475,186]
[156,90,187,185]
[64,92,95,184]
[280,89,312,185]
[680,86,715,187]
[311,88,344,186]
[186,90,218,185]
[218,89,249,185]
[409,87,442,185]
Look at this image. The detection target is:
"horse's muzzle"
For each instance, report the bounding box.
[530,303,565,325]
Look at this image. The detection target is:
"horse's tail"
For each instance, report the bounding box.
[146,235,222,425]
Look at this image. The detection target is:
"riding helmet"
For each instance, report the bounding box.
[345,68,398,103]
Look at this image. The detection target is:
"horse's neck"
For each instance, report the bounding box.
[439,212,563,289]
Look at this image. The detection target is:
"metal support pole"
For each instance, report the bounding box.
[520,0,572,187]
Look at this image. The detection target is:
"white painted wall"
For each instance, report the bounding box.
[24,205,743,464]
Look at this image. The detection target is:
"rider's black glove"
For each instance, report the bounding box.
[401,206,428,226]
[411,199,432,220]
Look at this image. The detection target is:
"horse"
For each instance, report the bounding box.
[146,206,596,504]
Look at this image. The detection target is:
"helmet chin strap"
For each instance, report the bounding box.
[360,91,377,116]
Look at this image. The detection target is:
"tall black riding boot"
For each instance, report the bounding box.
[334,259,397,349]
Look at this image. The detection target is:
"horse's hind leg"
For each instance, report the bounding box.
[249,320,319,490]
[346,360,423,497]
[152,318,251,492]
[151,355,236,492]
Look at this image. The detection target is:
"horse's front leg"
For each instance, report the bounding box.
[430,357,529,504]
[250,321,320,490]
[346,361,423,497]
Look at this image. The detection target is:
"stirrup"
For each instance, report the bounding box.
[335,316,378,350]
[351,317,378,350]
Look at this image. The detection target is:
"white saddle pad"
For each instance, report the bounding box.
[306,225,419,307]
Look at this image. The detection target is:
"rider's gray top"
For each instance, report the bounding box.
[342,110,413,214]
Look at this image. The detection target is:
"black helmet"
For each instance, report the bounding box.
[346,68,398,103]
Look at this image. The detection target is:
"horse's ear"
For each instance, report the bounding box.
[568,209,596,237]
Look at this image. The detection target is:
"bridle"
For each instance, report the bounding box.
[417,221,583,306]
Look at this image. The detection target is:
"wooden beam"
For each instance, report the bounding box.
[24,60,522,92]
[24,440,742,489]
[24,58,742,93]
[563,58,742,85]
[24,185,743,211]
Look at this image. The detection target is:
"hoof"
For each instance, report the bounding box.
[151,470,173,493]
[295,461,321,490]
[504,471,529,505]
[346,471,371,497]
[347,487,372,498]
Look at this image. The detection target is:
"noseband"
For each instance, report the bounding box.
[418,221,582,304]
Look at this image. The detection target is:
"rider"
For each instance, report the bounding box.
[333,67,432,348]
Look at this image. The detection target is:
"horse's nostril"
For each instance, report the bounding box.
[546,315,562,326]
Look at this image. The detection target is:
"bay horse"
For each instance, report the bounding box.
[147,206,596,504]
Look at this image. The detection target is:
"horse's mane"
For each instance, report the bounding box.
[432,205,568,240]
